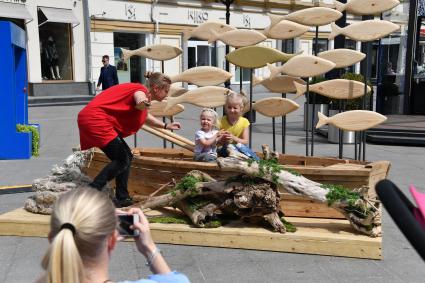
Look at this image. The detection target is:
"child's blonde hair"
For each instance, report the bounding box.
[200,108,220,129]
[225,91,248,113]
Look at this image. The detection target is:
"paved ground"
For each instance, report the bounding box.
[1,91,424,282]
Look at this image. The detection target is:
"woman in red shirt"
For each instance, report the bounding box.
[78,72,180,207]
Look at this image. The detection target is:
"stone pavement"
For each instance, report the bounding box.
[1,92,424,282]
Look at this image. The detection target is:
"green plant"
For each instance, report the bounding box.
[16,124,39,157]
[329,72,373,110]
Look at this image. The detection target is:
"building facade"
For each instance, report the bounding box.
[0,0,89,96]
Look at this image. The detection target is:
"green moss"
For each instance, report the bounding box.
[187,197,211,212]
[280,217,297,233]
[16,124,39,157]
[323,184,360,206]
[204,220,223,228]
[148,216,191,224]
[170,175,201,197]
[247,158,300,183]
[225,174,259,186]
[324,184,369,218]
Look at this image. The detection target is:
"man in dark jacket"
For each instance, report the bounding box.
[97,55,119,91]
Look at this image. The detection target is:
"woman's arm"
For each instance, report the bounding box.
[134,90,148,105]
[145,113,181,130]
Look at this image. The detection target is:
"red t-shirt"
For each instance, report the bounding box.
[78,83,149,150]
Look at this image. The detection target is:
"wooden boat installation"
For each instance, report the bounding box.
[82,148,390,219]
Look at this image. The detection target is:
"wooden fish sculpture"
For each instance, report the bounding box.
[208,29,267,48]
[293,79,369,100]
[253,97,300,117]
[169,66,232,87]
[183,21,236,41]
[263,19,309,40]
[148,101,185,118]
[334,0,400,16]
[268,8,343,28]
[329,20,400,42]
[316,110,387,131]
[168,85,188,97]
[252,75,305,93]
[121,44,182,61]
[318,49,365,69]
[226,46,300,69]
[267,55,335,78]
[165,86,231,110]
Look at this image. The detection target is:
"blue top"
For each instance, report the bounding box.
[118,271,190,283]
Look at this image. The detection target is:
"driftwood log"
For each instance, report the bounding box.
[139,145,381,237]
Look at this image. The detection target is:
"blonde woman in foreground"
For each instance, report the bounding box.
[35,188,190,283]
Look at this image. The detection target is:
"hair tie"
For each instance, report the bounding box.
[60,223,76,235]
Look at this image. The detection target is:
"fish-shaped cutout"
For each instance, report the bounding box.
[121,44,182,61]
[334,0,400,16]
[267,55,335,78]
[183,21,236,41]
[165,86,232,110]
[148,101,185,117]
[268,8,343,28]
[208,29,267,48]
[293,79,369,100]
[318,49,365,69]
[226,46,300,68]
[253,97,300,118]
[263,19,309,40]
[168,85,188,97]
[316,110,387,131]
[252,75,305,93]
[169,66,232,87]
[329,20,400,42]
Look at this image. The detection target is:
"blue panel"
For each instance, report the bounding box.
[0,21,32,159]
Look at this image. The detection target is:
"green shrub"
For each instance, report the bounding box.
[329,72,373,110]
[16,124,39,157]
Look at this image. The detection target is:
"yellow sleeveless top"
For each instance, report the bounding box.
[220,116,250,142]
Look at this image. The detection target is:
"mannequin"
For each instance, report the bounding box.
[45,36,61,80]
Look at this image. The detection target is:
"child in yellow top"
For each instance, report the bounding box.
[218,92,259,160]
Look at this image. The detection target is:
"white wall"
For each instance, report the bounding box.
[90,31,114,83]
[23,0,87,83]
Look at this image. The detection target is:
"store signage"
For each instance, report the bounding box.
[188,9,208,24]
[243,15,251,28]
[125,3,136,20]
[0,0,27,3]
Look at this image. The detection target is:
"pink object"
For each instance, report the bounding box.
[409,185,425,229]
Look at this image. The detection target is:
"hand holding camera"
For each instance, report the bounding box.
[116,208,156,257]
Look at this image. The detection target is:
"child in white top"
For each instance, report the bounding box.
[194,108,221,162]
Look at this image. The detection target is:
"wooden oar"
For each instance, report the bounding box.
[153,126,195,147]
[142,125,195,152]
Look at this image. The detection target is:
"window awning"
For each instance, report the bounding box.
[0,2,32,21]
[38,7,79,27]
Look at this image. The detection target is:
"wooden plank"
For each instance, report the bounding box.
[0,208,381,259]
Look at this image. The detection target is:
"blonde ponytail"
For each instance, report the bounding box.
[41,188,116,283]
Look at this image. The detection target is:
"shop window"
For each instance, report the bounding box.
[38,9,73,81]
[313,39,328,54]
[113,32,145,84]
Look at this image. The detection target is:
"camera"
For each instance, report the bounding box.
[117,214,140,237]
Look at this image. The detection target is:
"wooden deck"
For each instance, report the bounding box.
[0,208,382,260]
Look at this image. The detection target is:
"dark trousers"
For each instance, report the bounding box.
[90,136,133,200]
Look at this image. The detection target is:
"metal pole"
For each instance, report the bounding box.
[311,26,319,156]
[249,68,253,148]
[239,66,243,92]
[282,93,286,154]
[161,60,166,148]
[305,80,310,156]
[272,117,276,151]
[338,100,343,159]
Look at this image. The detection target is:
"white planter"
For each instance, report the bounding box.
[327,110,356,144]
